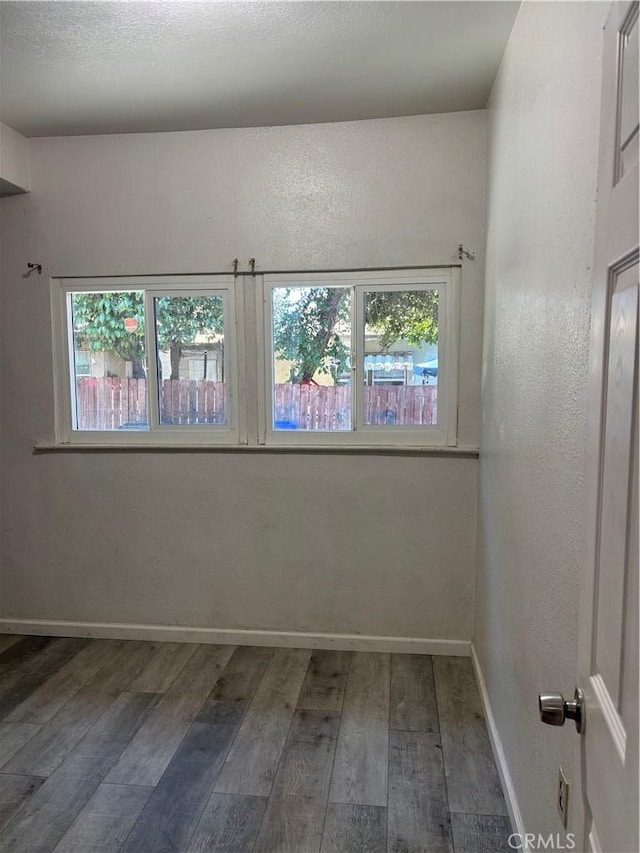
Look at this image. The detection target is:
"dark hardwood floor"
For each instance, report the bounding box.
[0,635,512,852]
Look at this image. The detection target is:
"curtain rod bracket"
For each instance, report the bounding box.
[26,262,42,275]
[458,244,475,261]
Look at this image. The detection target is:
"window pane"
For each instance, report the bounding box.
[154,295,226,425]
[272,286,351,431]
[363,289,438,426]
[70,291,148,431]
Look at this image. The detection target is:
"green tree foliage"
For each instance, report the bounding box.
[272,287,438,384]
[73,287,438,387]
[72,293,223,380]
[72,292,146,378]
[273,288,351,383]
[365,290,438,351]
[155,296,223,380]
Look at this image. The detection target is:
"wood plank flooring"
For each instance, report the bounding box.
[0,636,512,852]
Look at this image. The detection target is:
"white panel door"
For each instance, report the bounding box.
[578,2,639,851]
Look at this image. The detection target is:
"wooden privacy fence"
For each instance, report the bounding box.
[75,378,226,429]
[274,383,437,429]
[159,379,226,426]
[76,377,148,430]
[75,378,437,429]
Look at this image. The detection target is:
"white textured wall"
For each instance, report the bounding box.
[0,122,29,192]
[475,1,608,839]
[0,112,485,640]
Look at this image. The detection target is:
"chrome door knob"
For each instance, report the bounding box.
[538,688,584,733]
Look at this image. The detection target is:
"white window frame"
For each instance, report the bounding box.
[51,268,459,449]
[258,268,460,447]
[51,275,244,445]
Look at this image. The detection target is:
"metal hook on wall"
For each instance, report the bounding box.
[26,262,42,275]
[458,244,475,261]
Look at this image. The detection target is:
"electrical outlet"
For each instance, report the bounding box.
[557,767,570,829]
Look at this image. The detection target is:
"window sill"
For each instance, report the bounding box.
[34,442,479,458]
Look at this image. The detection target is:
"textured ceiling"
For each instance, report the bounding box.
[0,1,520,137]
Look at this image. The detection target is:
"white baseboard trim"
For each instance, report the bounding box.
[0,618,471,656]
[471,643,529,851]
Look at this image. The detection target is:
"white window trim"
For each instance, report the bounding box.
[51,268,460,449]
[258,268,460,447]
[51,274,244,446]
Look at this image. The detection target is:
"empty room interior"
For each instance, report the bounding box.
[0,1,638,852]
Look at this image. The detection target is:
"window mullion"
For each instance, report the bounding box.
[255,275,268,445]
[144,290,160,430]
[353,285,364,432]
[64,290,78,435]
[445,267,461,446]
[222,290,237,436]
